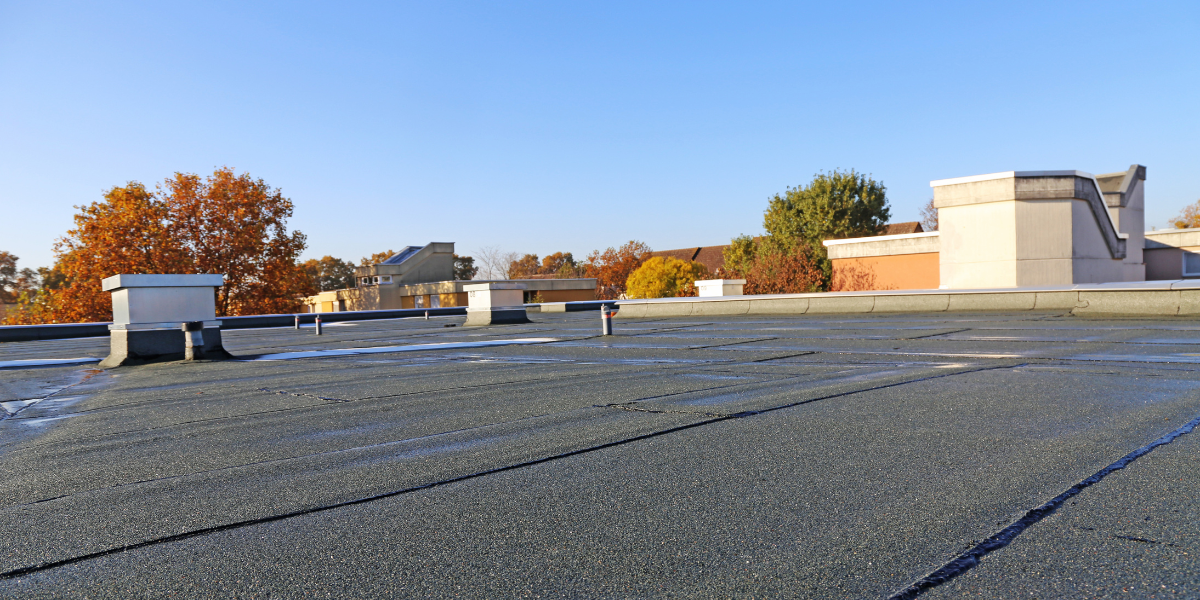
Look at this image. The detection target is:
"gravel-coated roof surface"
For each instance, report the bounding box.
[1,310,1198,598]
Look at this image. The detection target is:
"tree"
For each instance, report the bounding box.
[475,246,519,280]
[720,235,758,279]
[360,250,396,266]
[919,198,938,232]
[501,251,579,279]
[763,169,890,252]
[1171,200,1200,230]
[302,256,356,291]
[161,168,311,316]
[583,240,652,299]
[24,182,187,323]
[625,256,709,299]
[723,169,890,294]
[0,252,40,304]
[541,252,578,277]
[453,254,478,280]
[8,168,311,324]
[741,244,824,295]
[507,254,541,279]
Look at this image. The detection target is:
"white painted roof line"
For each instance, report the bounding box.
[823,231,940,247]
[929,170,1096,187]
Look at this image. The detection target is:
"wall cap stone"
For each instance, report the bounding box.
[102,274,225,291]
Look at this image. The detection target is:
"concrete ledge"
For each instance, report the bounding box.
[1180,291,1200,315]
[947,293,1036,311]
[526,301,614,314]
[807,295,876,313]
[872,294,950,312]
[1074,290,1181,315]
[610,282,1200,319]
[1033,292,1081,310]
[742,298,806,315]
[692,300,751,316]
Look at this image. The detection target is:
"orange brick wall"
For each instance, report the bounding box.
[831,252,939,291]
[539,289,596,302]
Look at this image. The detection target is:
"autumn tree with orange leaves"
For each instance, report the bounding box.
[583,240,652,299]
[162,169,311,316]
[5,168,312,324]
[1170,199,1200,230]
[739,243,824,295]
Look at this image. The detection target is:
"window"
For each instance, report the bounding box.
[430,295,441,308]
[1184,251,1200,277]
[372,275,393,285]
[414,295,426,309]
[360,277,372,286]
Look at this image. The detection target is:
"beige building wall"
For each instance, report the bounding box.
[937,201,1019,288]
[932,169,1139,289]
[1098,166,1147,282]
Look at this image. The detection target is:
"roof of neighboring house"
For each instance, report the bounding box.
[648,246,726,273]
[880,222,924,235]
[650,225,923,274]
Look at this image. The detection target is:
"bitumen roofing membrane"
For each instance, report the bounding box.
[0,310,1198,598]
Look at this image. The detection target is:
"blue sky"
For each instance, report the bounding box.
[2,1,1198,270]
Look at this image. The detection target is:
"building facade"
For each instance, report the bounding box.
[303,242,596,313]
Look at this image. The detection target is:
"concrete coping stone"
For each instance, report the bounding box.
[611,281,1197,307]
[930,170,1095,187]
[101,274,225,291]
[822,231,940,247]
[463,282,528,292]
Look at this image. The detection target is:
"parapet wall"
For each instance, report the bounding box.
[614,281,1200,318]
[824,232,940,291]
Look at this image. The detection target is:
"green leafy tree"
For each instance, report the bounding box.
[453,254,478,280]
[625,256,709,299]
[0,252,40,304]
[302,256,357,291]
[726,169,890,291]
[720,235,758,278]
[763,169,890,251]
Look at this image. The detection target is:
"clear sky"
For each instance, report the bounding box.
[2,1,1198,270]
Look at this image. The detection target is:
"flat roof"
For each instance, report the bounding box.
[2,311,1198,597]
